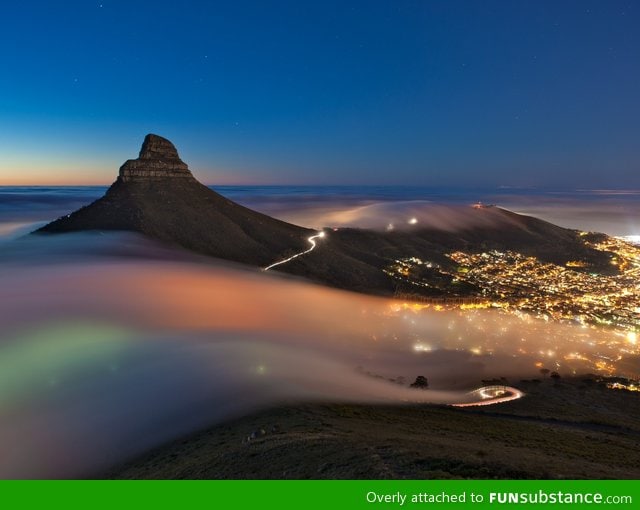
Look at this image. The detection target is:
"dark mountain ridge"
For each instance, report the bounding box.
[36,134,616,297]
[39,135,312,267]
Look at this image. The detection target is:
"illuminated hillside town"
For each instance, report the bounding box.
[386,232,640,331]
[383,225,640,382]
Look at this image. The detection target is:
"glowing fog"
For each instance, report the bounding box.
[0,233,637,478]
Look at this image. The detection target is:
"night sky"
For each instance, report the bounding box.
[1,1,638,186]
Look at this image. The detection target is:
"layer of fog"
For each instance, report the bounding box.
[224,188,640,236]
[255,197,640,236]
[0,233,635,478]
[259,200,530,232]
[3,186,640,238]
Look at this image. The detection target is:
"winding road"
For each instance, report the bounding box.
[451,386,524,407]
[264,231,326,271]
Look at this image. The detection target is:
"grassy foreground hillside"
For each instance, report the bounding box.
[108,378,640,479]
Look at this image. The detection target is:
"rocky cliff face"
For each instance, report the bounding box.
[119,134,193,181]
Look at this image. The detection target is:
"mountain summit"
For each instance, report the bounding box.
[37,134,313,267]
[119,134,193,181]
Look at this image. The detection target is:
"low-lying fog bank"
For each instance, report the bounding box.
[0,233,636,478]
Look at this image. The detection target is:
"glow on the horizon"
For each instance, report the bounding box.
[0,153,116,185]
[620,235,640,246]
[0,163,260,187]
[0,175,112,186]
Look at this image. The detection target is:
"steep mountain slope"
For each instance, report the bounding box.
[38,134,312,267]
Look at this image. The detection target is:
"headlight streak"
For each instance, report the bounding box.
[263,231,326,271]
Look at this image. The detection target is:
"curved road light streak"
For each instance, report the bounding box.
[451,386,524,407]
[264,231,326,271]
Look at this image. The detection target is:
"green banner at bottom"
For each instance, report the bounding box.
[1,480,637,509]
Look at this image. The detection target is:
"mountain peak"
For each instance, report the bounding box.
[139,134,181,160]
[119,134,193,181]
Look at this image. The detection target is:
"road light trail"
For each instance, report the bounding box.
[264,231,326,271]
[450,386,524,407]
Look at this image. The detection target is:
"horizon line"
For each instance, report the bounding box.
[2,182,640,193]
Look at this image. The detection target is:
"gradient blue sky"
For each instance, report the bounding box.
[0,0,638,186]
